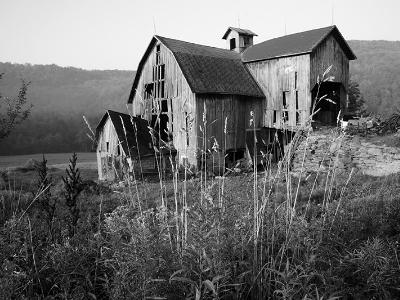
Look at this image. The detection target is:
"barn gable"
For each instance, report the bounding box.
[242,25,356,63]
[96,110,153,158]
[128,35,264,103]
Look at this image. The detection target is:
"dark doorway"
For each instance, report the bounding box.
[311,82,341,125]
[151,99,170,145]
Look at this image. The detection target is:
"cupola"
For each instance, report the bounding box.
[222,27,257,53]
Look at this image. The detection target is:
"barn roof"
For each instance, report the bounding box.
[128,36,265,103]
[242,25,356,62]
[222,27,258,39]
[96,110,154,157]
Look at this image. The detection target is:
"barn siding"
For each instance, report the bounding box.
[96,118,127,181]
[245,54,311,129]
[131,41,198,166]
[196,94,263,152]
[310,34,350,92]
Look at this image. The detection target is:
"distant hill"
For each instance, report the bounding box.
[0,40,399,155]
[349,40,400,116]
[0,63,135,155]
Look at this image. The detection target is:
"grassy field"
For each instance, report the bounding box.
[0,152,98,190]
[0,152,97,169]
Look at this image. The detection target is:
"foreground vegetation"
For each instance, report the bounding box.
[1,149,400,299]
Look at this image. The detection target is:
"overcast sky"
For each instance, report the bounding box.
[0,0,399,70]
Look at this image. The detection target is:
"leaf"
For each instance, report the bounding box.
[169,276,196,286]
[324,75,335,82]
[324,98,336,104]
[87,293,97,300]
[192,287,200,300]
[212,274,225,283]
[203,279,216,295]
[322,65,333,78]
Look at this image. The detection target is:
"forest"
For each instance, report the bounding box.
[0,39,399,155]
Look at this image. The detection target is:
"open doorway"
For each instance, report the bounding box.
[151,99,170,146]
[311,82,342,125]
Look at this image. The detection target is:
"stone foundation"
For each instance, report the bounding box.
[292,128,400,176]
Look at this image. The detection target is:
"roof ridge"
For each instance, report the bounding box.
[155,35,239,55]
[106,109,131,117]
[259,25,335,45]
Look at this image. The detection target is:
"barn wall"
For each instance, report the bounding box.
[96,118,127,181]
[310,34,350,93]
[196,94,263,152]
[131,41,198,166]
[245,54,311,129]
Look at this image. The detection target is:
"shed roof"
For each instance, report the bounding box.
[242,25,356,62]
[222,27,258,39]
[128,36,265,103]
[96,110,153,157]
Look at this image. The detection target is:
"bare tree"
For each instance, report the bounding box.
[0,73,32,140]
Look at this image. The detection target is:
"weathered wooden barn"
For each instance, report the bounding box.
[242,25,356,130]
[124,25,356,172]
[95,110,174,181]
[127,33,265,168]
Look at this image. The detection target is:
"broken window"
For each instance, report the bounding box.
[160,64,165,79]
[296,112,300,125]
[156,44,161,64]
[230,38,236,50]
[144,83,154,100]
[243,36,251,48]
[282,111,289,123]
[117,145,121,156]
[282,91,288,108]
[185,112,189,147]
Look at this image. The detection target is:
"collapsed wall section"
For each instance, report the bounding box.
[292,128,400,176]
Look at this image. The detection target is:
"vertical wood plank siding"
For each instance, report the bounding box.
[310,35,350,93]
[131,42,198,165]
[96,118,126,180]
[196,94,262,152]
[245,54,311,129]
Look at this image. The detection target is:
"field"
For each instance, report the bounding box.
[1,127,400,299]
[1,147,400,299]
[0,152,97,169]
[0,152,98,189]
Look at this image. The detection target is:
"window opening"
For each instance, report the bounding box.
[283,111,289,123]
[185,112,189,147]
[156,44,161,64]
[230,38,236,50]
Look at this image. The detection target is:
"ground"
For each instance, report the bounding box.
[1,151,400,299]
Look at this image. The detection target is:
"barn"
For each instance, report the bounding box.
[95,110,175,181]
[101,25,356,177]
[127,33,265,169]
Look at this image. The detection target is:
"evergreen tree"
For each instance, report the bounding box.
[35,155,55,231]
[348,80,366,116]
[62,153,83,236]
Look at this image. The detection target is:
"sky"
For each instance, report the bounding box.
[0,0,399,70]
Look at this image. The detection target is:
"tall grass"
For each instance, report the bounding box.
[2,67,400,299]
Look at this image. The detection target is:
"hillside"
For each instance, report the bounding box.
[0,63,135,155]
[349,40,400,116]
[0,40,399,155]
